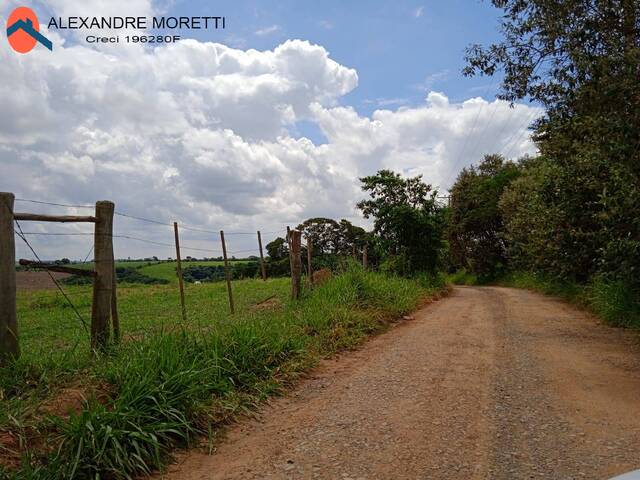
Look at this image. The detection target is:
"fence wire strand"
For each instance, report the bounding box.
[13,220,90,335]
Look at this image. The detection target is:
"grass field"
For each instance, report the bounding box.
[0,266,446,479]
[12,277,288,372]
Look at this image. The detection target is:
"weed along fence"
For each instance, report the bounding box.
[1,191,370,365]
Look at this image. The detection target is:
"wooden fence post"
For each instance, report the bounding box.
[286,226,293,275]
[306,236,313,287]
[257,230,267,281]
[91,200,114,352]
[173,222,187,323]
[220,230,235,314]
[111,262,120,343]
[0,193,19,365]
[290,230,302,300]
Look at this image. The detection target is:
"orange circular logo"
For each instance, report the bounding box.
[7,7,40,53]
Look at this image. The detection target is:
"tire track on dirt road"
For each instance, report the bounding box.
[160,287,640,480]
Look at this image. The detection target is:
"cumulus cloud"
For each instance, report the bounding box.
[0,8,540,259]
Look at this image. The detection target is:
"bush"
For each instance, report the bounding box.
[62,267,169,286]
[589,275,640,328]
[182,262,261,283]
[500,271,640,328]
[447,269,479,286]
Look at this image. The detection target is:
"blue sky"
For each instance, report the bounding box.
[2,0,541,259]
[174,0,504,113]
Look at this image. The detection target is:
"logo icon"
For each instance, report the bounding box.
[6,7,52,53]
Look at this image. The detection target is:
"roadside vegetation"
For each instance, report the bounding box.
[2,0,639,476]
[446,0,639,328]
[2,152,451,478]
[1,267,445,478]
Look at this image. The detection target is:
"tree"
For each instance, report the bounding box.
[357,170,445,274]
[448,154,521,279]
[297,217,368,256]
[465,0,640,287]
[296,218,341,254]
[336,220,367,255]
[265,237,288,261]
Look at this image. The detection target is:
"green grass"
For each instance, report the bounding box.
[499,271,640,328]
[446,269,479,286]
[0,267,446,479]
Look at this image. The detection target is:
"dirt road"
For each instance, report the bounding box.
[162,287,640,480]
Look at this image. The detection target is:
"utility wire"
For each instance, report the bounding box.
[82,245,94,264]
[501,107,543,159]
[14,198,284,236]
[17,231,263,255]
[15,198,94,209]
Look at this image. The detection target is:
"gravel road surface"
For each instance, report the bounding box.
[160,286,640,480]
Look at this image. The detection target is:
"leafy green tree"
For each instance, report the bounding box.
[296,218,341,254]
[464,0,640,179]
[265,237,288,261]
[465,0,640,287]
[336,219,367,255]
[357,170,445,275]
[448,154,521,279]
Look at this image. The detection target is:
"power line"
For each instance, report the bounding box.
[448,75,500,180]
[501,107,543,159]
[13,197,285,237]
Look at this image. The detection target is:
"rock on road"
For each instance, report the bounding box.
[161,287,640,480]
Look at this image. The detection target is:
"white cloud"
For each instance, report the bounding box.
[0,7,540,260]
[414,6,424,18]
[413,69,449,92]
[255,24,280,36]
[364,97,410,107]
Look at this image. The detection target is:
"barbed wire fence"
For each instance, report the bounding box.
[0,193,313,364]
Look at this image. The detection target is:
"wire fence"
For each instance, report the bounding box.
[7,196,297,359]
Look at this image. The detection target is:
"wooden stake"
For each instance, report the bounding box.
[220,230,235,314]
[362,245,368,270]
[173,222,187,323]
[306,236,313,287]
[91,200,114,352]
[0,193,18,364]
[111,262,120,343]
[290,230,302,300]
[257,230,267,281]
[286,226,293,276]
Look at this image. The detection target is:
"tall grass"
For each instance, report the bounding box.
[1,267,444,479]
[500,271,640,328]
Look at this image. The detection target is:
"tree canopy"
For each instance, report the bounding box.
[358,170,446,274]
